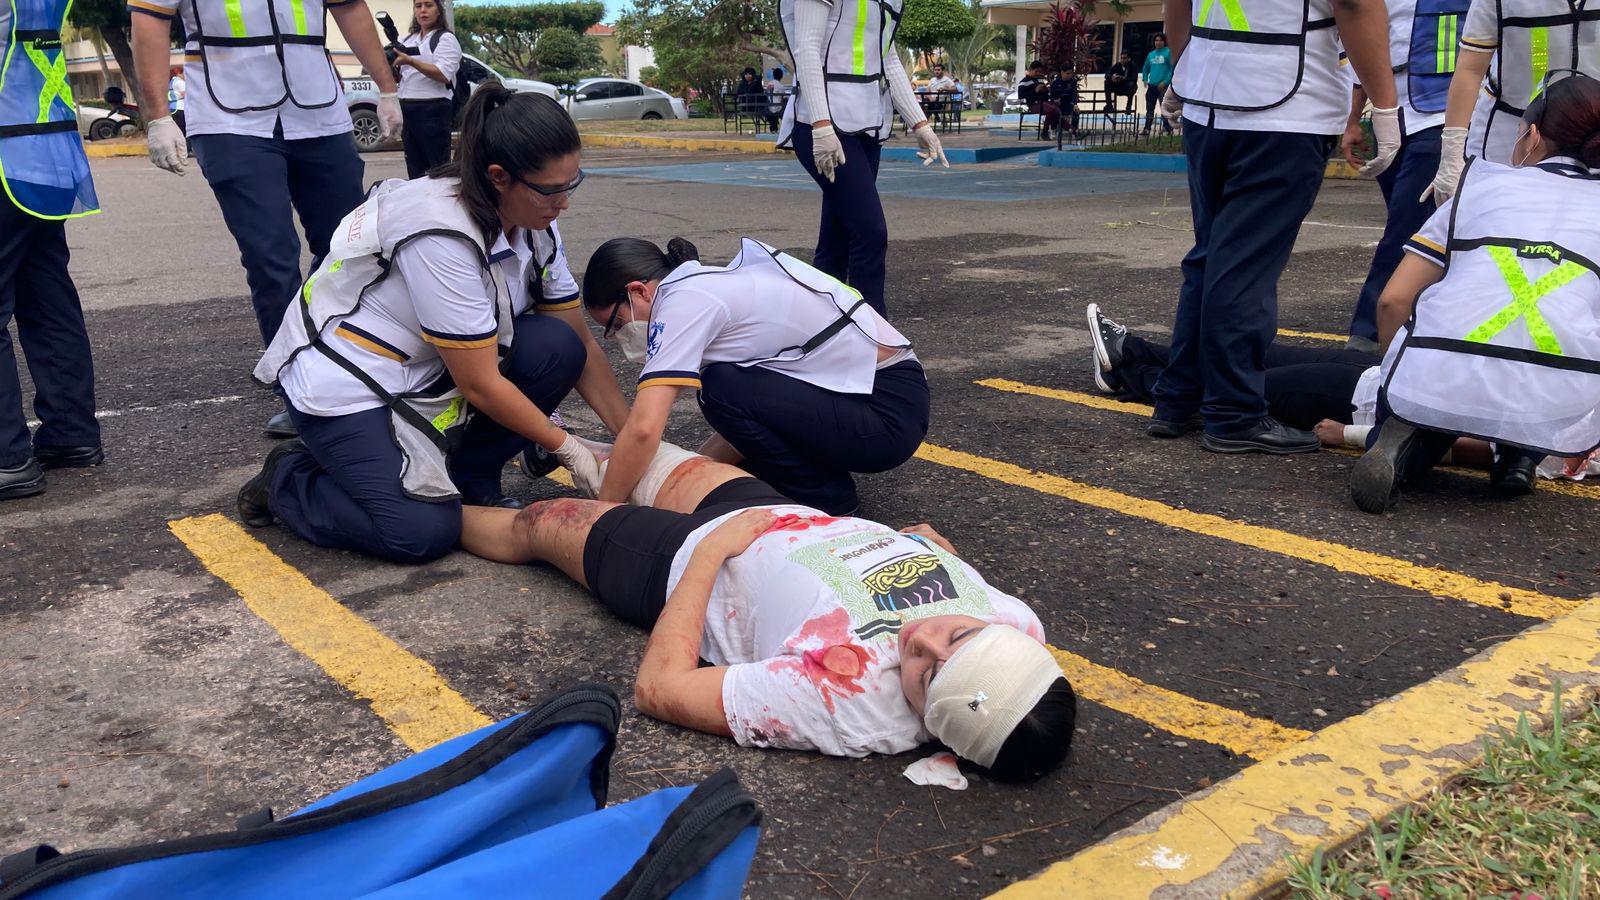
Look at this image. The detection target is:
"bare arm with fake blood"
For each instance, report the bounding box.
[634,509,777,737]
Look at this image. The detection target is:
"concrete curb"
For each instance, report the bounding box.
[85,142,148,159]
[990,593,1600,898]
[580,132,781,154]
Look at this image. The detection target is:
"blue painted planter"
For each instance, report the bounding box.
[879,144,1042,164]
[1037,149,1187,172]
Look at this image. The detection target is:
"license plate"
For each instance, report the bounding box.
[346,79,375,93]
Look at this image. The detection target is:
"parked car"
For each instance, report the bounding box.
[562,78,686,121]
[344,54,559,151]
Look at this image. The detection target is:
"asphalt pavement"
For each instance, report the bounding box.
[2,144,1594,898]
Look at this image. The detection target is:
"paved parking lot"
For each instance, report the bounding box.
[3,145,1595,897]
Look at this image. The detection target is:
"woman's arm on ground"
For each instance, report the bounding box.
[598,384,676,502]
[1377,255,1444,351]
[899,524,957,555]
[439,344,568,450]
[543,305,632,435]
[635,509,776,737]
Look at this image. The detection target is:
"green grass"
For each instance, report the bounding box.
[1090,133,1183,155]
[1288,688,1600,899]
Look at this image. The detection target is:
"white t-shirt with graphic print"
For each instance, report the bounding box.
[665,506,1045,758]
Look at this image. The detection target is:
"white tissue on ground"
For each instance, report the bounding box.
[902,751,968,790]
[1537,452,1600,481]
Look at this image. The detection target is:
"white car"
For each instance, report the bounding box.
[344,54,560,151]
[562,78,686,121]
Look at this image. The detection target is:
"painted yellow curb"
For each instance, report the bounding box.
[581,132,782,154]
[1325,159,1362,180]
[85,142,147,158]
[992,594,1600,898]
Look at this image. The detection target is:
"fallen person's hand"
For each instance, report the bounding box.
[146,115,187,175]
[552,435,603,498]
[702,508,778,559]
[1358,106,1402,178]
[912,121,949,168]
[899,523,957,555]
[810,123,846,182]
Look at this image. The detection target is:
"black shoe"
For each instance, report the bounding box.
[1490,452,1538,497]
[463,494,525,510]
[265,409,299,439]
[1086,303,1127,393]
[34,445,104,469]
[1348,419,1420,514]
[521,445,561,480]
[1148,413,1203,438]
[0,458,45,501]
[1201,418,1320,455]
[237,439,305,527]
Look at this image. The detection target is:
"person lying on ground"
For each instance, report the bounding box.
[461,443,1077,781]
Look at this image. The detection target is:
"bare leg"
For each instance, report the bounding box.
[461,499,620,585]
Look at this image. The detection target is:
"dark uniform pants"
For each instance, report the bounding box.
[268,315,586,563]
[697,359,930,515]
[0,199,98,468]
[1153,119,1333,434]
[1348,124,1442,342]
[788,123,889,317]
[191,128,366,347]
[401,98,454,179]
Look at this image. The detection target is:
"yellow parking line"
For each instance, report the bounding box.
[169,514,491,751]
[995,595,1600,898]
[915,443,1575,619]
[1048,646,1310,758]
[978,378,1600,502]
[1277,328,1346,343]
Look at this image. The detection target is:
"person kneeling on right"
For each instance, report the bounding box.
[462,446,1076,780]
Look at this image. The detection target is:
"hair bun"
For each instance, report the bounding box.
[664,237,700,268]
[1582,130,1600,170]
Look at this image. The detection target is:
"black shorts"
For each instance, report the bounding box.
[581,478,793,629]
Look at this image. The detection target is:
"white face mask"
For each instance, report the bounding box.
[616,320,650,362]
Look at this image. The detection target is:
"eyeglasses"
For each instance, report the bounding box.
[515,168,585,202]
[602,297,627,338]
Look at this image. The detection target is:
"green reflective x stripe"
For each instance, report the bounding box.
[432,397,465,433]
[225,0,248,38]
[1466,245,1587,355]
[1437,15,1458,73]
[22,40,74,124]
[852,0,869,74]
[1198,0,1252,31]
[1529,26,1549,101]
[289,0,309,35]
[302,259,344,303]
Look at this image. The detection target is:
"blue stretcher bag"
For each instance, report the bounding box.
[0,685,762,900]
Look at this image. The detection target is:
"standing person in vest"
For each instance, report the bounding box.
[128,0,403,439]
[1423,0,1599,199]
[240,88,628,564]
[778,0,949,318]
[1149,0,1402,454]
[395,0,460,179]
[167,66,186,132]
[581,236,930,516]
[0,0,104,500]
[1341,0,1462,351]
[1354,73,1600,511]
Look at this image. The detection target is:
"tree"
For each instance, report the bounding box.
[941,0,1007,84]
[616,0,783,112]
[898,0,976,67]
[529,27,604,85]
[68,0,141,102]
[455,2,605,76]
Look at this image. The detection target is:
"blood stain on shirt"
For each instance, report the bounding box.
[761,513,843,535]
[784,608,873,713]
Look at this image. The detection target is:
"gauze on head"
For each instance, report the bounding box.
[922,625,1063,768]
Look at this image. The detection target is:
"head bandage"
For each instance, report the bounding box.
[923,625,1063,768]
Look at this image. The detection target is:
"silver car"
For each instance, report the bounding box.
[344,54,560,151]
[563,78,685,121]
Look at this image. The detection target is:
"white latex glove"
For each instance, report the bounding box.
[912,121,949,168]
[146,115,187,175]
[810,123,846,182]
[552,434,602,498]
[1422,126,1468,203]
[378,92,403,141]
[1358,106,1403,177]
[1161,85,1182,123]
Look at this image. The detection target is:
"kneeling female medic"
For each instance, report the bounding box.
[239,86,630,563]
[462,446,1077,779]
[581,237,931,515]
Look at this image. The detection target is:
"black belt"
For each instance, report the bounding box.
[0,120,78,138]
[197,33,326,48]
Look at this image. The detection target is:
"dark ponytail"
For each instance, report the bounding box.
[429,84,581,243]
[582,237,700,311]
[1528,74,1600,169]
[984,678,1077,783]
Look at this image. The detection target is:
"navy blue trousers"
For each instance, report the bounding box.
[1153,119,1333,433]
[269,315,586,563]
[697,360,930,514]
[0,198,99,468]
[1348,125,1442,342]
[789,123,889,317]
[191,129,365,347]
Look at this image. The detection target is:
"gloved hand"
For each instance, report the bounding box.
[378,92,403,141]
[1161,86,1182,123]
[1358,106,1402,177]
[552,434,603,498]
[146,115,187,175]
[810,123,846,182]
[912,121,949,168]
[1421,126,1468,203]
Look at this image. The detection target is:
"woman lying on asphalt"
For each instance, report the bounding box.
[461,443,1077,780]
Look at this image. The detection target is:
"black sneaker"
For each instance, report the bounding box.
[238,439,305,527]
[1348,420,1419,513]
[1489,452,1538,497]
[33,445,104,469]
[1148,413,1203,438]
[265,409,299,439]
[0,458,45,501]
[521,410,568,480]
[462,494,526,510]
[1201,418,1319,455]
[1086,303,1127,394]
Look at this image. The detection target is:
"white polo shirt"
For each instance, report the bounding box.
[397,29,461,101]
[1184,0,1353,136]
[280,213,580,416]
[129,0,356,139]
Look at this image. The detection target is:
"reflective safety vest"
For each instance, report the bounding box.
[186,0,342,114]
[254,178,527,501]
[1383,158,1600,456]
[776,0,903,146]
[1171,0,1337,110]
[0,0,99,220]
[1406,0,1471,113]
[1473,0,1600,160]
